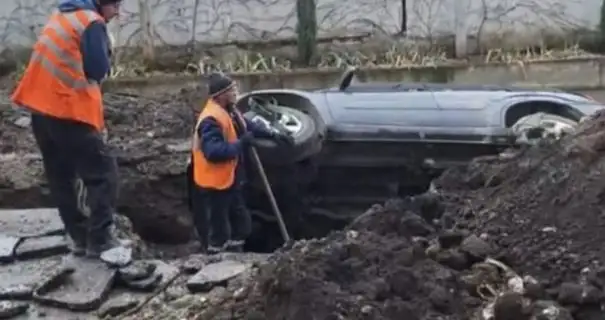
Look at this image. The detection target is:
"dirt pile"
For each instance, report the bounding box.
[435,110,605,289]
[0,89,202,244]
[121,113,605,319]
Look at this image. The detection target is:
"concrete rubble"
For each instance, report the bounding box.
[0,208,265,319]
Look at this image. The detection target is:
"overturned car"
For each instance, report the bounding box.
[238,68,605,250]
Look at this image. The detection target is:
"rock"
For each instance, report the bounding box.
[100,246,132,268]
[0,209,64,238]
[33,257,116,311]
[531,300,573,320]
[0,285,32,300]
[98,293,139,317]
[437,230,466,249]
[493,292,530,320]
[187,260,249,293]
[182,256,205,274]
[557,282,602,305]
[435,249,469,270]
[428,286,453,312]
[13,116,31,128]
[14,235,69,260]
[399,213,434,236]
[0,257,63,291]
[165,285,188,301]
[523,277,546,300]
[0,301,29,319]
[118,261,156,282]
[460,234,493,261]
[122,272,162,292]
[0,236,19,263]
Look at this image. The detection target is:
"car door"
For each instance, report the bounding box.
[431,91,509,140]
[325,89,442,141]
[432,91,502,127]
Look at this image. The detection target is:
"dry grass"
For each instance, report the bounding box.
[107,42,595,78]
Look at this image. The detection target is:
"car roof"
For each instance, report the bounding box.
[317,83,566,93]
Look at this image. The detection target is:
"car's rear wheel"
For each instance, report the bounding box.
[511,112,578,145]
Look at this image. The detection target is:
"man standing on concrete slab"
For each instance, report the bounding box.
[11,0,128,262]
[189,73,294,254]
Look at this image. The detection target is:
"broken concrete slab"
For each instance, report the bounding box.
[122,273,162,292]
[0,256,63,292]
[0,301,29,319]
[33,257,116,311]
[97,293,139,318]
[152,260,180,288]
[187,260,249,293]
[0,285,32,300]
[0,236,20,263]
[14,235,69,260]
[11,305,99,320]
[118,261,156,282]
[0,209,64,238]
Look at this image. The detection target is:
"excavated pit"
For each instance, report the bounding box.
[0,88,410,254]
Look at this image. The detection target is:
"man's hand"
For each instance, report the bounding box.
[239,132,255,146]
[273,132,295,146]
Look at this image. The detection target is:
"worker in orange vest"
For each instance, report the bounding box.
[189,73,294,254]
[11,0,128,262]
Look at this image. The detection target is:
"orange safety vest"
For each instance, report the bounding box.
[11,9,106,130]
[192,99,247,190]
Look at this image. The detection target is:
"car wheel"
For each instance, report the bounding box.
[511,112,578,145]
[243,106,322,165]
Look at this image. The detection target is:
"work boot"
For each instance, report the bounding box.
[69,238,87,256]
[67,224,88,256]
[86,232,132,259]
[207,242,227,255]
[225,240,244,253]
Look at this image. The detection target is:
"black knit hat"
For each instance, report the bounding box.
[207,72,235,97]
[98,0,122,4]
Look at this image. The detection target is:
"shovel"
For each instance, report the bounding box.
[233,113,291,244]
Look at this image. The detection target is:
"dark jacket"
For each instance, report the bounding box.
[197,109,273,188]
[58,0,111,83]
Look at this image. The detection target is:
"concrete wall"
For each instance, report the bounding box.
[0,0,599,48]
[105,58,605,94]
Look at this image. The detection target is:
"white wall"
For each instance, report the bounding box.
[0,0,600,48]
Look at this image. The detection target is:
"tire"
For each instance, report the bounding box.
[243,107,322,165]
[511,112,578,145]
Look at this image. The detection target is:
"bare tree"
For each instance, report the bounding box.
[190,0,201,50]
[138,0,155,61]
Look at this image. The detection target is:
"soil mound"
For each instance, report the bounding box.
[435,111,605,288]
[197,200,475,320]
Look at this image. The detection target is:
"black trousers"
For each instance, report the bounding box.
[190,183,252,251]
[30,113,118,246]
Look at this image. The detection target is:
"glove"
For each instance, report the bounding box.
[273,132,295,146]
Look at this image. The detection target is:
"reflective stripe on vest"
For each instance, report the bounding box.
[34,10,100,89]
[11,9,105,130]
[191,100,246,190]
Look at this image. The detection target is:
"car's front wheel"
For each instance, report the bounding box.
[511,112,578,145]
[243,105,322,165]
